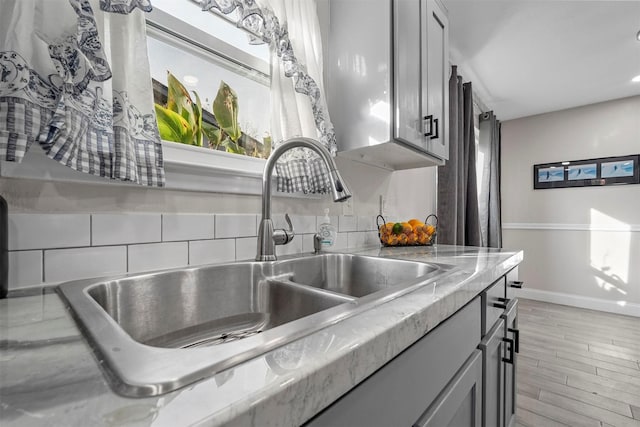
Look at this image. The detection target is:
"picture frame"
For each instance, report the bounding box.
[533,154,640,189]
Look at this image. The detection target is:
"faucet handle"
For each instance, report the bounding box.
[273,213,295,245]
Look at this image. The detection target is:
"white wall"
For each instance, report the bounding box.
[501,96,640,314]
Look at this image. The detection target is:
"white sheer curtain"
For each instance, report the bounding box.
[261,0,336,193]
[0,0,164,186]
[264,0,325,145]
[201,0,337,194]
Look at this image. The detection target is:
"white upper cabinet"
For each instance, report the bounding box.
[327,0,449,170]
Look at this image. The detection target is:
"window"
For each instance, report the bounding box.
[146,0,272,155]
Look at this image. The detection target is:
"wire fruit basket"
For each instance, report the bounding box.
[377,214,437,247]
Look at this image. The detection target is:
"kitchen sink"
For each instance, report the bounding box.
[276,253,440,297]
[87,265,355,349]
[57,253,453,397]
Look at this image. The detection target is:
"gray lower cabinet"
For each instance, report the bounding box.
[305,268,520,427]
[480,269,520,427]
[479,319,505,427]
[502,299,519,427]
[305,298,481,427]
[414,350,483,427]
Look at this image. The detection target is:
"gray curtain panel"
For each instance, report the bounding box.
[479,111,502,248]
[437,66,481,246]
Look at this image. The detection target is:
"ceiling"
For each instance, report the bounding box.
[441,0,640,121]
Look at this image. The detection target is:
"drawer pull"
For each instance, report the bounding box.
[508,327,520,353]
[492,297,510,310]
[509,281,524,289]
[502,337,515,364]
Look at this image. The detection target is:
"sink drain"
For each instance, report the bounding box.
[182,329,263,348]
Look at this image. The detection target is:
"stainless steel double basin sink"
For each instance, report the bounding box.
[57,253,452,397]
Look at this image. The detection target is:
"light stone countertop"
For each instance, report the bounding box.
[0,244,522,427]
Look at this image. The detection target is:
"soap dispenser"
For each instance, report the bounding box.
[317,208,337,248]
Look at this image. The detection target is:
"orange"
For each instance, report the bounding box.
[408,219,424,229]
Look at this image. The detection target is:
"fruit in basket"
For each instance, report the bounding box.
[397,233,408,245]
[392,223,404,235]
[425,224,436,236]
[418,232,430,245]
[401,222,413,234]
[408,219,425,229]
[407,232,418,245]
[385,234,398,246]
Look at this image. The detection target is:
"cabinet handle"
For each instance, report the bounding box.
[423,115,434,137]
[508,327,520,353]
[492,296,510,310]
[509,280,524,289]
[430,118,439,140]
[502,337,515,364]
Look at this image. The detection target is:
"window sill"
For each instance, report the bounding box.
[0,141,269,195]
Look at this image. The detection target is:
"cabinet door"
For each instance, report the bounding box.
[422,0,449,160]
[480,319,505,427]
[502,299,519,427]
[414,350,483,427]
[305,298,481,427]
[394,0,423,147]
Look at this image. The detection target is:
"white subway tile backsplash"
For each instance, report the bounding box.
[128,242,188,273]
[8,214,90,250]
[44,246,126,283]
[348,231,381,248]
[189,239,235,266]
[357,216,376,231]
[332,232,348,250]
[302,234,316,253]
[92,214,161,246]
[8,251,42,288]
[338,215,357,232]
[347,232,366,248]
[291,215,317,234]
[235,237,257,261]
[276,236,303,257]
[365,231,380,246]
[163,214,214,242]
[215,214,257,239]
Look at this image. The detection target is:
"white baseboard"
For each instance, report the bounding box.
[512,288,640,317]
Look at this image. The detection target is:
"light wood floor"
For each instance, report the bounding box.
[515,298,640,427]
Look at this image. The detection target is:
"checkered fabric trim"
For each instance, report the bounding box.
[275,155,332,194]
[0,96,164,187]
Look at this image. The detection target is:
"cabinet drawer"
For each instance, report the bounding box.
[506,266,524,299]
[481,276,506,336]
[305,298,481,427]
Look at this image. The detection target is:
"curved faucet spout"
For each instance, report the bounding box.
[256,137,352,261]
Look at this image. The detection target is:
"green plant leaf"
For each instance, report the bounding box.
[154,104,194,145]
[166,72,192,112]
[213,81,242,142]
[166,72,197,140]
[202,122,221,149]
[222,137,246,155]
[192,90,204,147]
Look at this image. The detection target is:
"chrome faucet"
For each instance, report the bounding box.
[256,137,352,261]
